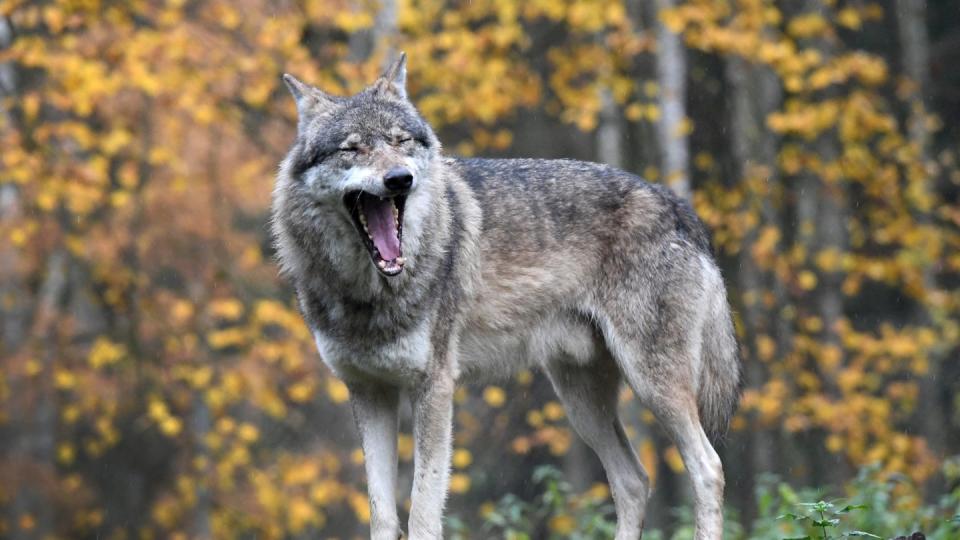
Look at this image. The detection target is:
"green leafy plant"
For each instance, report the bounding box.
[449,459,960,539]
[776,499,880,540]
[449,465,616,540]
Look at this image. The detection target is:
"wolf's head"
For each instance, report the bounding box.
[275,54,441,278]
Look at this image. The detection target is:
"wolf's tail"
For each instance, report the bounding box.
[697,290,743,446]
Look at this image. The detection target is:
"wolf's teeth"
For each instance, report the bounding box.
[396,257,405,265]
[377,260,387,269]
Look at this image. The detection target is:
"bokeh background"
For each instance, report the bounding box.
[1,0,959,538]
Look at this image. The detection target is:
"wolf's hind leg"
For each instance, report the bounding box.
[348,382,403,540]
[609,345,725,540]
[545,356,650,540]
[644,385,724,540]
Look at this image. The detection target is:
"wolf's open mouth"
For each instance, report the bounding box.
[344,191,407,276]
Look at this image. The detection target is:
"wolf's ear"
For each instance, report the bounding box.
[282,73,336,119]
[376,52,408,100]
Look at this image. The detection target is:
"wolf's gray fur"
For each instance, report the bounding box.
[272,54,741,540]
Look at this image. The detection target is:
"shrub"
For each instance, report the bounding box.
[449,458,960,539]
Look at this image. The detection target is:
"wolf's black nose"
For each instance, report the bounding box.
[384,167,413,192]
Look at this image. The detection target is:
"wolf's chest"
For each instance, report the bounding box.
[312,319,433,385]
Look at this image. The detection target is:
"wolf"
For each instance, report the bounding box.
[272,54,741,540]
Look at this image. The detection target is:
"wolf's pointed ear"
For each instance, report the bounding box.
[377,52,408,100]
[282,73,336,119]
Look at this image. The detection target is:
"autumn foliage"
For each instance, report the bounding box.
[0,0,958,538]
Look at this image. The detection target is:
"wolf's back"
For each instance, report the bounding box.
[453,157,715,255]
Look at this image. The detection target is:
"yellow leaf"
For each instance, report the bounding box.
[288,380,315,402]
[483,386,506,407]
[350,447,364,465]
[88,337,125,369]
[837,8,861,30]
[549,514,576,535]
[543,401,564,421]
[326,379,349,404]
[798,270,818,290]
[452,448,472,469]
[585,483,609,501]
[209,298,244,321]
[659,8,685,33]
[757,335,776,362]
[640,440,658,482]
[160,417,182,437]
[54,370,76,390]
[673,117,694,138]
[238,423,259,442]
[665,445,686,473]
[348,491,370,523]
[398,434,414,461]
[58,443,75,465]
[206,327,246,350]
[449,473,471,494]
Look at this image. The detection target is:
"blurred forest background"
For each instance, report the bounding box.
[1,0,960,538]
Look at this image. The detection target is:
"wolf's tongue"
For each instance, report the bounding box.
[363,197,401,260]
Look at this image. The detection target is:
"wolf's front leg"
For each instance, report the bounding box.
[348,382,402,540]
[407,374,455,539]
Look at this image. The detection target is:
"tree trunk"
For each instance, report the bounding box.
[724,53,782,522]
[896,0,945,486]
[0,14,25,359]
[795,0,848,486]
[9,250,67,540]
[2,15,58,540]
[348,0,398,68]
[654,0,690,199]
[597,88,624,169]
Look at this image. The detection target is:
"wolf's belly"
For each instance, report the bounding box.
[456,311,604,382]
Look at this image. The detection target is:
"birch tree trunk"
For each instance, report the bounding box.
[654,0,690,200]
[597,88,624,169]
[348,0,398,68]
[0,15,24,358]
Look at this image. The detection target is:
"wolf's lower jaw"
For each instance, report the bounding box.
[344,191,407,276]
